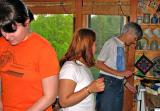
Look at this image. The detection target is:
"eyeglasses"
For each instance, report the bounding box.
[1,22,17,32]
[0,22,19,36]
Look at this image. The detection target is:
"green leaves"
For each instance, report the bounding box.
[30,14,73,59]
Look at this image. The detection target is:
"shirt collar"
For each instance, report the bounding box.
[75,60,86,66]
[115,36,125,46]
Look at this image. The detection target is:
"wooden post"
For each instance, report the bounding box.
[123,0,138,111]
[75,0,83,30]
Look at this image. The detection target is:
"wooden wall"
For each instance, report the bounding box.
[24,0,130,14]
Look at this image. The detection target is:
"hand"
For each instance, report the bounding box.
[125,82,136,93]
[87,77,105,93]
[120,70,133,78]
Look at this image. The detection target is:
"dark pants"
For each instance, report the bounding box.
[96,74,124,111]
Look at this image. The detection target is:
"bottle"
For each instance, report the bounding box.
[150,40,158,50]
[136,41,142,50]
[137,16,143,25]
[143,13,150,24]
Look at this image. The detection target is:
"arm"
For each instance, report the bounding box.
[27,75,58,111]
[0,78,2,111]
[59,78,104,108]
[96,60,132,78]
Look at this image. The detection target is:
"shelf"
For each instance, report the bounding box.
[140,23,160,26]
[140,24,160,29]
[135,50,160,58]
[136,50,160,52]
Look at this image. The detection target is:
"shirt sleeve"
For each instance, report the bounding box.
[97,41,112,61]
[59,62,78,83]
[39,44,59,78]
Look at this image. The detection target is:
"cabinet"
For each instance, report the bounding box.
[135,0,160,78]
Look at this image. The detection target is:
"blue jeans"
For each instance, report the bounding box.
[96,74,124,111]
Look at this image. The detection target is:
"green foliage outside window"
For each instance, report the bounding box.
[90,15,124,55]
[30,14,73,59]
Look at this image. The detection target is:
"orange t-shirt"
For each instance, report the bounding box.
[0,32,59,111]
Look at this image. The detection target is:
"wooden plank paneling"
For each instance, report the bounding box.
[24,0,75,14]
[82,5,130,15]
[24,0,67,2]
[83,0,130,2]
[27,6,75,14]
[24,0,131,15]
[82,0,130,15]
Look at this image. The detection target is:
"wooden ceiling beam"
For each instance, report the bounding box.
[24,0,63,2]
[83,0,130,2]
[28,6,75,14]
[24,0,131,15]
[24,0,75,14]
[82,1,130,15]
[82,6,130,15]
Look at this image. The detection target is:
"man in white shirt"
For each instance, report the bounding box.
[96,22,143,111]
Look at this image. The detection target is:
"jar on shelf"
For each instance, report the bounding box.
[139,38,149,50]
[143,28,153,39]
[150,40,159,50]
[136,41,142,50]
[153,28,160,38]
[151,14,158,24]
[137,16,143,25]
[143,13,150,24]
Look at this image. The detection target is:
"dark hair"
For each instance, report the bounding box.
[60,28,96,67]
[121,22,143,40]
[0,0,34,36]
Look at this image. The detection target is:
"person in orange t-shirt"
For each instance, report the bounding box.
[0,0,59,111]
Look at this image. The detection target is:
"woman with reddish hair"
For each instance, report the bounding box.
[59,28,105,111]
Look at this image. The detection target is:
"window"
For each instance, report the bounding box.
[30,14,126,79]
[30,14,74,59]
[89,15,126,78]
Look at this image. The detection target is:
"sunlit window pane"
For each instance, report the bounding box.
[89,15,126,79]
